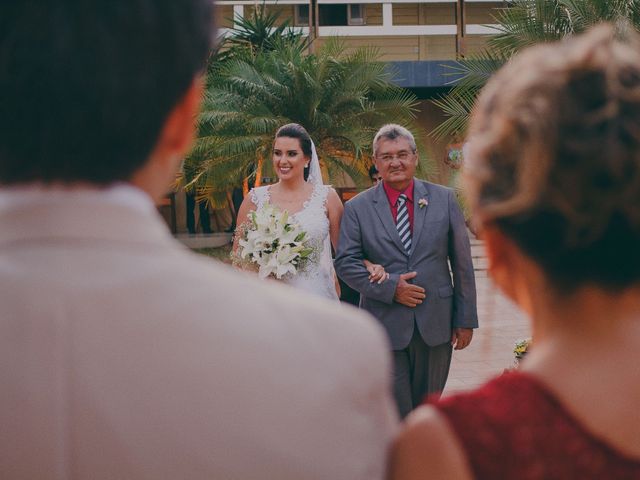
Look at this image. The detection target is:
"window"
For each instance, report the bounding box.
[319,5,348,26]
[348,4,366,25]
[294,4,310,26]
[318,4,366,26]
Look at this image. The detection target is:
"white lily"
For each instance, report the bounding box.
[236,204,313,279]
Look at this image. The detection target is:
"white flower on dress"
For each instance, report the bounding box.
[236,204,313,279]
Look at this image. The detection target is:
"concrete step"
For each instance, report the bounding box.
[470,239,487,273]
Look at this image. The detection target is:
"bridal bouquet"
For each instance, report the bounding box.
[235,204,313,279]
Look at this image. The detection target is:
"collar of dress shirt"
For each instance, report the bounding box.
[382,179,414,207]
[0,182,156,215]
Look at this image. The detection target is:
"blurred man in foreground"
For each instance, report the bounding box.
[0,2,397,479]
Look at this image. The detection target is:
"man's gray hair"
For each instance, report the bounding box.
[372,124,417,156]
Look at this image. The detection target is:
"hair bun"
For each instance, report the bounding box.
[466,24,640,291]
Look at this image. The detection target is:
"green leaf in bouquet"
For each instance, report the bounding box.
[300,248,313,258]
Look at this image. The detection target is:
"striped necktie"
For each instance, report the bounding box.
[396,194,411,253]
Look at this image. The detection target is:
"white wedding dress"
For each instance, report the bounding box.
[249,183,339,301]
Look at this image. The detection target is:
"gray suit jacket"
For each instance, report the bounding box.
[335,179,478,350]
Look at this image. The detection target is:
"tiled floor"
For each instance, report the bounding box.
[444,240,531,396]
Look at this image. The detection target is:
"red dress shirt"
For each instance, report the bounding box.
[383,179,414,233]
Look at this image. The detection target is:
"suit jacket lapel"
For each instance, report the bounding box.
[372,183,408,255]
[410,180,430,257]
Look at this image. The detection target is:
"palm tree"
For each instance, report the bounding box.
[432,0,640,140]
[222,5,309,55]
[207,4,308,70]
[185,37,423,207]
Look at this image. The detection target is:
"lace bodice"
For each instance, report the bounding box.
[250,183,338,301]
[433,372,640,479]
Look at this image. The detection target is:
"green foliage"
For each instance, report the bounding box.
[184,7,425,208]
[225,5,309,55]
[206,5,308,75]
[432,0,640,140]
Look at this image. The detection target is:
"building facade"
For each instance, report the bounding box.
[216,1,502,64]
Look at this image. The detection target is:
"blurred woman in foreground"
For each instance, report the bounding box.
[389,25,640,479]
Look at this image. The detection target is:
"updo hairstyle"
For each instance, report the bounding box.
[465,25,640,292]
[275,123,313,181]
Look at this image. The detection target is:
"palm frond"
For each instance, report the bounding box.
[430,87,480,140]
[323,154,370,188]
[431,0,640,141]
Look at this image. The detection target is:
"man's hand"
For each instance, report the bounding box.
[451,328,473,350]
[393,272,426,307]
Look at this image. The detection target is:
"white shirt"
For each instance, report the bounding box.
[0,183,155,215]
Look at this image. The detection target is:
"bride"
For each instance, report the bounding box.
[233,123,386,300]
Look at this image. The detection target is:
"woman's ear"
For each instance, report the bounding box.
[483,225,536,315]
[483,226,520,303]
[483,226,504,275]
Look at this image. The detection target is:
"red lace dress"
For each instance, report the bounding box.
[432,372,640,479]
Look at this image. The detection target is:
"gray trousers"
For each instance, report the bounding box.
[392,325,453,418]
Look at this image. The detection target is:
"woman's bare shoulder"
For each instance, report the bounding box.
[325,186,343,209]
[388,405,473,480]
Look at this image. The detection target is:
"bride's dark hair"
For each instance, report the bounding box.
[275,123,313,181]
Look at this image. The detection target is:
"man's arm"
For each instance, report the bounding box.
[447,189,478,329]
[334,201,399,304]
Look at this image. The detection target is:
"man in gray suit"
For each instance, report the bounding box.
[335,124,478,417]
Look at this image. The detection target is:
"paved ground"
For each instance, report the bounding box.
[444,239,531,395]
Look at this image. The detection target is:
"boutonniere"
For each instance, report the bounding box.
[418,198,428,209]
